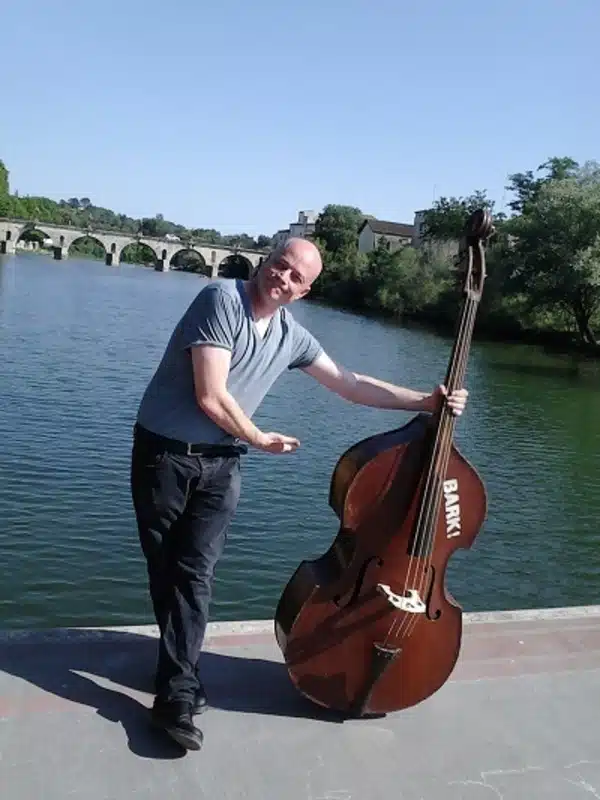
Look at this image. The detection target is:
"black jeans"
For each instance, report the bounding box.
[130,429,242,705]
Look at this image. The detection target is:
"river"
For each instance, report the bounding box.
[1,253,599,629]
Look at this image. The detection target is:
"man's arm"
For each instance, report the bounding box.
[191,345,262,444]
[191,346,300,452]
[301,351,468,415]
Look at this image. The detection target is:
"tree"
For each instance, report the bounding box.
[363,243,449,317]
[421,191,499,242]
[0,159,10,217]
[506,171,600,346]
[223,233,257,249]
[0,159,9,198]
[256,234,273,249]
[314,204,364,254]
[190,228,221,244]
[505,156,579,214]
[140,216,171,237]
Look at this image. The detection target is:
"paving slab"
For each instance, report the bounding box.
[1,606,600,799]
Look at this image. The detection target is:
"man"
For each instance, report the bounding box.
[130,237,467,751]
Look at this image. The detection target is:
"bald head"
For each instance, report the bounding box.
[269,237,322,284]
[252,236,322,308]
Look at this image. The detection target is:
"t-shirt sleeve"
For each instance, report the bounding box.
[288,318,323,370]
[180,285,239,351]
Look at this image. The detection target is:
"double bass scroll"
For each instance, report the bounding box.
[274,209,494,717]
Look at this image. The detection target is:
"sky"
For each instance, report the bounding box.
[3,0,600,238]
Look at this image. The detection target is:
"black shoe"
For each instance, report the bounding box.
[192,682,208,716]
[151,699,204,751]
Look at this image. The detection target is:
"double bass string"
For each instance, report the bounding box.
[403,295,478,641]
[401,292,479,642]
[382,259,472,644]
[384,247,479,647]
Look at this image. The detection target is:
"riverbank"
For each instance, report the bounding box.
[308,294,600,367]
[1,605,600,798]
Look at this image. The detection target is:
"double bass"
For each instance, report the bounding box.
[274,209,493,717]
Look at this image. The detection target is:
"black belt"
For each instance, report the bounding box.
[134,423,247,457]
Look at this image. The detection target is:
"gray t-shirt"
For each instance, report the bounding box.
[136,278,323,444]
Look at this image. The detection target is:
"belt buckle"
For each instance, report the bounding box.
[186,442,197,456]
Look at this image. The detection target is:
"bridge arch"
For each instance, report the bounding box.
[170,247,209,276]
[16,223,58,245]
[120,241,157,267]
[68,234,108,261]
[219,253,253,279]
[12,224,66,257]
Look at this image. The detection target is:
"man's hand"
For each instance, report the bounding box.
[254,432,300,454]
[422,385,469,416]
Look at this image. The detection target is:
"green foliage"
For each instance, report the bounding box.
[120,242,156,265]
[311,203,454,319]
[309,205,370,308]
[505,169,600,345]
[308,155,600,351]
[310,242,368,309]
[313,204,365,253]
[362,244,447,316]
[70,236,106,260]
[505,157,579,213]
[0,194,11,218]
[256,234,273,249]
[421,190,502,242]
[0,160,9,197]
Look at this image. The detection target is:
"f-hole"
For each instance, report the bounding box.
[424,565,441,620]
[334,556,382,609]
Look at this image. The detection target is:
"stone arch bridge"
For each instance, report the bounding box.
[0,219,267,277]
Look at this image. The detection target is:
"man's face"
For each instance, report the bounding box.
[257,252,315,305]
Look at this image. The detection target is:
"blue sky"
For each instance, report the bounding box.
[3,0,599,237]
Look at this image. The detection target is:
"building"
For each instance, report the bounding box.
[272,210,317,247]
[412,209,427,247]
[357,218,415,254]
[411,208,459,260]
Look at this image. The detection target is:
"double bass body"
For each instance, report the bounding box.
[274,414,487,715]
[274,209,493,717]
